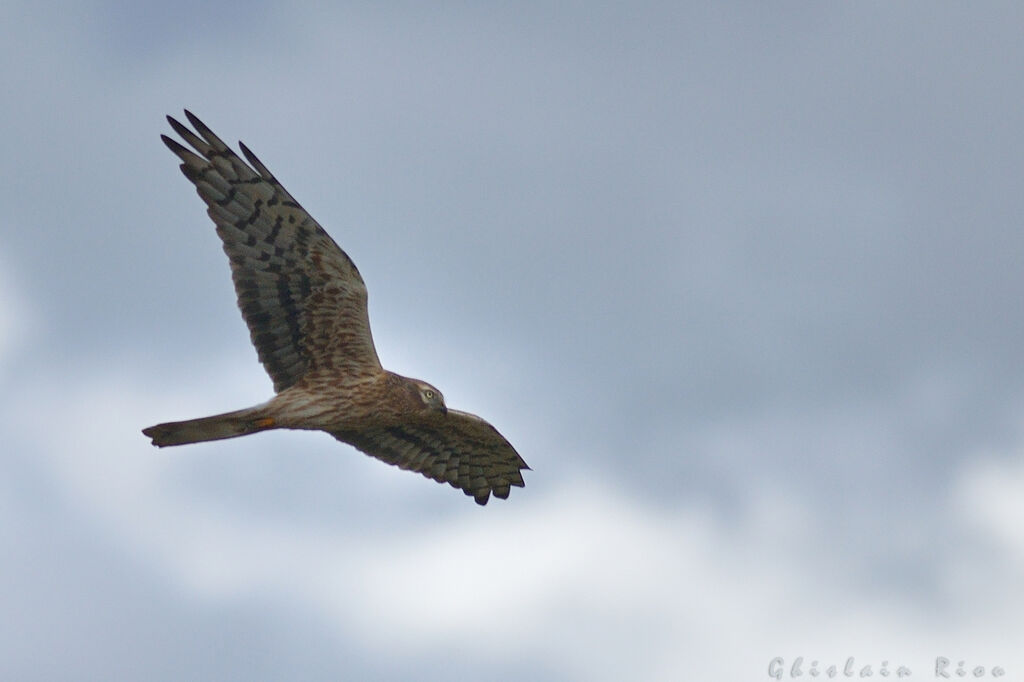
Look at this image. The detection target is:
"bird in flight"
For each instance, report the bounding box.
[143,111,528,505]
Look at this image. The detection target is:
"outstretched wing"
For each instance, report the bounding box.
[162,111,381,392]
[334,410,529,505]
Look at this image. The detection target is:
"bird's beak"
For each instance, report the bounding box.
[441,405,448,416]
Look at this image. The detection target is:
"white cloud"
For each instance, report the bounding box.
[9,366,1023,680]
[957,456,1024,565]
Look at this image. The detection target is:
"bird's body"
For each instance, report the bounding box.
[143,111,528,505]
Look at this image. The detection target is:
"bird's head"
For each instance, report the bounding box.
[411,379,447,415]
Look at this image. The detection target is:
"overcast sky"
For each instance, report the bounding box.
[2,1,1024,680]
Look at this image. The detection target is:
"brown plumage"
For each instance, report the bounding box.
[143,111,528,505]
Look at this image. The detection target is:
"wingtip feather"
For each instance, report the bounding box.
[167,115,191,139]
[239,140,272,177]
[184,110,216,140]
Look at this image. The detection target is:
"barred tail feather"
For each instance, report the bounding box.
[142,407,272,447]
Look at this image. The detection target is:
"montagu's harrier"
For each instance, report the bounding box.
[143,111,529,505]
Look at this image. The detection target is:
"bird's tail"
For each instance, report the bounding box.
[142,407,276,447]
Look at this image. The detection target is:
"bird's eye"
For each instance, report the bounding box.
[424,390,435,399]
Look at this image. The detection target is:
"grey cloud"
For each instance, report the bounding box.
[4,1,1024,679]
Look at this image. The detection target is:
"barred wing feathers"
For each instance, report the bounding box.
[162,111,381,392]
[334,410,529,505]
